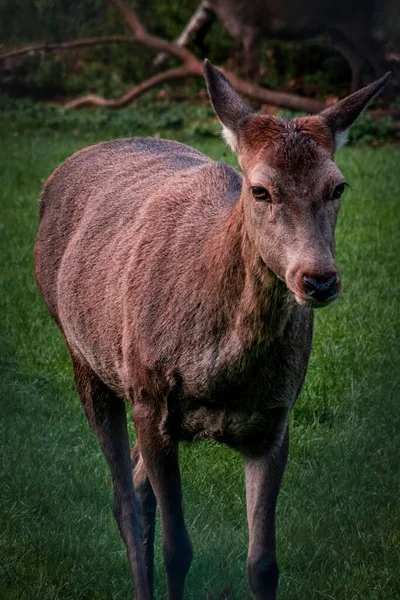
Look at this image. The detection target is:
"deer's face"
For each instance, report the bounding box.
[204,60,390,308]
[239,116,344,307]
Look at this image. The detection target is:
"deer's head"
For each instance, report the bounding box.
[204,60,390,308]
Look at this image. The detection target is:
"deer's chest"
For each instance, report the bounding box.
[166,318,312,455]
[177,396,290,455]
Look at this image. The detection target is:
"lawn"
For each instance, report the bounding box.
[0,102,399,600]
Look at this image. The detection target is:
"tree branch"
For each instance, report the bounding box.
[65,66,197,108]
[0,0,330,114]
[2,0,397,116]
[106,0,200,69]
[0,36,134,61]
[386,52,400,63]
[73,0,323,114]
[222,71,325,113]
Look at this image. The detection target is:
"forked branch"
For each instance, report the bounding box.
[66,66,195,108]
[106,0,200,69]
[0,0,329,113]
[66,0,325,112]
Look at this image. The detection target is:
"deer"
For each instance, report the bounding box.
[155,0,388,92]
[34,61,389,600]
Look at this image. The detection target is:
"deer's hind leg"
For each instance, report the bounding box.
[133,401,193,600]
[72,357,150,600]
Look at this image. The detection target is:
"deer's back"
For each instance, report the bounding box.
[34,137,243,394]
[35,138,210,301]
[211,0,374,38]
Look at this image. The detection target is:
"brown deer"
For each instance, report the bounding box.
[156,0,388,92]
[34,62,389,600]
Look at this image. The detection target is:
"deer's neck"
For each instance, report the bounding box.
[203,195,293,349]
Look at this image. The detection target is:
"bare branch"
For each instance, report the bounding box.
[154,2,213,67]
[370,108,400,119]
[386,52,400,63]
[2,0,328,114]
[2,0,396,117]
[223,71,325,113]
[98,0,324,113]
[65,66,197,108]
[65,64,325,113]
[0,36,134,61]
[107,0,199,68]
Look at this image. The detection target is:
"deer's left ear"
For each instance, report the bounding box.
[204,59,254,152]
[320,72,391,150]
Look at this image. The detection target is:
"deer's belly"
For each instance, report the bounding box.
[176,397,289,455]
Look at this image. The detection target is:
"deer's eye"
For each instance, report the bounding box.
[251,186,271,201]
[331,182,347,200]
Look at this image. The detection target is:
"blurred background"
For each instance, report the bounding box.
[1,0,400,142]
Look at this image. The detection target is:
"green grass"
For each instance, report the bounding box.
[0,105,399,600]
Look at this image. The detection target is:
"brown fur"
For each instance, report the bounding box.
[241,114,333,155]
[34,64,389,600]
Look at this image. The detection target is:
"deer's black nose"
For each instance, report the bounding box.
[303,275,338,302]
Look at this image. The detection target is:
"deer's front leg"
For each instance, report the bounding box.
[134,403,192,600]
[244,427,289,600]
[131,443,157,598]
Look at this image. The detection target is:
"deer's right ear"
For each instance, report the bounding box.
[204,59,254,152]
[320,72,391,150]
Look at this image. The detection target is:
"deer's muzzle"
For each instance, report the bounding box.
[286,263,341,308]
[303,274,339,303]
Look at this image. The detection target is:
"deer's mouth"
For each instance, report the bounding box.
[286,267,341,309]
[292,290,340,309]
